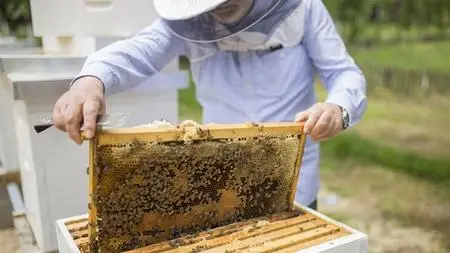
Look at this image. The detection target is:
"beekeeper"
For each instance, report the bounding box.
[52,0,367,210]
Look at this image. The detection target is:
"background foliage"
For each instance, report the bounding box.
[0,0,31,37]
[324,0,450,44]
[2,0,450,43]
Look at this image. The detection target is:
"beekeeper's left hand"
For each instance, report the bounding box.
[295,102,344,142]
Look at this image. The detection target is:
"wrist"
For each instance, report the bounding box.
[325,102,349,130]
[71,76,105,96]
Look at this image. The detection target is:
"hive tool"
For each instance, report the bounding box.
[33,113,128,134]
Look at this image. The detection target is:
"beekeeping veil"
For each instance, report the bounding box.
[153,0,284,43]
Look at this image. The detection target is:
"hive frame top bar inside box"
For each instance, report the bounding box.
[86,121,307,252]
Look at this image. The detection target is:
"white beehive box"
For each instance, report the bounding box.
[6,0,188,252]
[0,38,35,171]
[29,0,157,37]
[0,71,20,170]
[56,203,368,253]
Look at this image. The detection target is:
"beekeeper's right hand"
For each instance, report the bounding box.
[52,76,106,145]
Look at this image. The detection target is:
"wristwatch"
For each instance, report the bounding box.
[339,106,350,130]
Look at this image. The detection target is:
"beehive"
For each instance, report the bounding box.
[86,120,307,252]
[59,205,361,253]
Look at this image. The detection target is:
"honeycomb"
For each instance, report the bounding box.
[87,120,306,253]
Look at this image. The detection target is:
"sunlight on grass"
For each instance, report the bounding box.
[315,80,450,159]
[354,91,450,158]
[320,160,450,251]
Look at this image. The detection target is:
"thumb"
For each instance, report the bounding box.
[295,110,311,122]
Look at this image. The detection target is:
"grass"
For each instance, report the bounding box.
[353,95,450,158]
[321,132,450,184]
[315,84,450,183]
[349,41,450,72]
[320,159,450,252]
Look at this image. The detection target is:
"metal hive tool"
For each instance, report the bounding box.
[86,121,307,253]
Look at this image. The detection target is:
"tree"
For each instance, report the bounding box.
[0,0,31,36]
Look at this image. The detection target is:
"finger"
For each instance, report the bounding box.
[327,117,343,138]
[63,104,83,144]
[311,111,332,137]
[53,103,66,132]
[97,96,106,116]
[311,125,332,142]
[81,99,101,139]
[295,110,310,122]
[304,107,324,134]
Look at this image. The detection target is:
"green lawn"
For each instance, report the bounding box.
[349,41,450,72]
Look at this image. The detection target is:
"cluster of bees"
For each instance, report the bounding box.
[89,121,302,252]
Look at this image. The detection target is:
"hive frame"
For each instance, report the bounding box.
[85,122,307,252]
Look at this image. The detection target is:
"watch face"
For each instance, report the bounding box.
[343,109,349,129]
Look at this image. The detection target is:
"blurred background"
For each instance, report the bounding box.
[0,0,449,253]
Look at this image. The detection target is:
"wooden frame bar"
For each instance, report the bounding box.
[88,136,98,252]
[86,122,305,145]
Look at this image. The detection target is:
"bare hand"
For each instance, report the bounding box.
[52,76,105,144]
[295,102,343,142]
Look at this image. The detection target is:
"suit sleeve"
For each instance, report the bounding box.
[72,19,187,95]
[302,0,367,127]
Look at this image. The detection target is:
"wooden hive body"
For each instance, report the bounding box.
[56,203,369,253]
